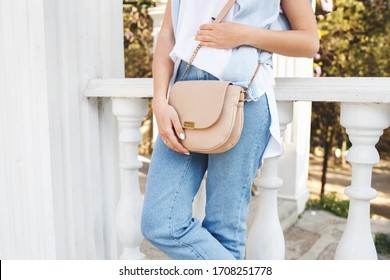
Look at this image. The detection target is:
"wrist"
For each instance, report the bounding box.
[239,24,251,46]
[241,25,262,47]
[152,96,169,112]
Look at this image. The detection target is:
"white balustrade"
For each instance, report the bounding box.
[246,101,293,259]
[112,98,148,259]
[85,77,390,260]
[335,102,390,259]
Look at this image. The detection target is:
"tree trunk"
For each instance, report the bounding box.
[321,125,335,197]
[341,129,348,167]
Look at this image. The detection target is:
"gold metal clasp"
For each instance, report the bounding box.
[184,121,195,129]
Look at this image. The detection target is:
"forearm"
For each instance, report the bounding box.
[196,0,319,58]
[240,26,319,58]
[152,34,174,107]
[151,0,175,109]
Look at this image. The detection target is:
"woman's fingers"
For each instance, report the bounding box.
[198,41,218,48]
[196,22,243,49]
[199,24,213,30]
[166,132,189,154]
[159,106,190,154]
[195,35,215,43]
[196,29,212,36]
[170,111,186,141]
[196,29,214,43]
[168,110,190,154]
[195,32,218,47]
[161,128,189,154]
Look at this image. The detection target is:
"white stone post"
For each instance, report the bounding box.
[246,101,294,259]
[112,98,148,260]
[335,102,390,259]
[273,54,312,215]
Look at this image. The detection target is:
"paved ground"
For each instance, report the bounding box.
[140,204,390,260]
[284,210,390,260]
[138,154,390,260]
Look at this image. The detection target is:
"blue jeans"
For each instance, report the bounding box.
[141,61,271,260]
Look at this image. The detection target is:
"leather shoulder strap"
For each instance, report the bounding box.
[214,0,236,23]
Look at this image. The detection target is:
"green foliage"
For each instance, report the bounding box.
[375,233,390,255]
[123,1,156,154]
[123,1,156,78]
[306,192,350,218]
[311,0,390,192]
[315,0,390,77]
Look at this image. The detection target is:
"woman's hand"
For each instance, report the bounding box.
[195,22,250,49]
[152,100,190,155]
[151,0,189,155]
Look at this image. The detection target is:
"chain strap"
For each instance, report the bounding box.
[245,62,261,98]
[179,43,203,82]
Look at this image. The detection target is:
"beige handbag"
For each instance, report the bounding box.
[168,0,260,154]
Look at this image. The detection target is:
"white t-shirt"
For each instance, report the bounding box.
[169,0,238,79]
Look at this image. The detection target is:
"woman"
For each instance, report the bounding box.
[141,0,319,260]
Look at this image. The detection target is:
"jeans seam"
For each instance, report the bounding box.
[167,153,206,260]
[234,138,261,260]
[232,98,268,259]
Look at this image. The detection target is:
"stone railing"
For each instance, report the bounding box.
[85,77,390,260]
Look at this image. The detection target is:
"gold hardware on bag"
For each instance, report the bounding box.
[184,121,195,129]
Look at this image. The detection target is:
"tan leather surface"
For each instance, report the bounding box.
[169,81,232,129]
[168,81,244,154]
[210,99,244,154]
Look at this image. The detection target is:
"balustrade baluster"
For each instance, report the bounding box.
[246,101,294,259]
[112,98,148,260]
[335,102,390,259]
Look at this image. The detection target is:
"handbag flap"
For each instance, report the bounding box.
[168,81,234,129]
